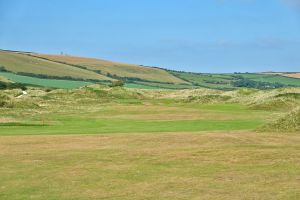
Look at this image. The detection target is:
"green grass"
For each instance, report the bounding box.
[124,83,160,89]
[0,72,93,89]
[0,87,299,199]
[237,73,300,86]
[133,81,195,89]
[2,50,299,90]
[0,118,262,136]
[170,71,300,89]
[169,71,236,89]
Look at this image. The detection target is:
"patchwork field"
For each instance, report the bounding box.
[0,72,93,89]
[262,72,300,79]
[0,86,299,199]
[1,50,299,90]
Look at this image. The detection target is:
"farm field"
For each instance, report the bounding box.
[0,86,299,199]
[0,50,111,81]
[262,72,300,79]
[0,72,93,89]
[1,50,299,90]
[170,71,300,89]
[24,52,187,84]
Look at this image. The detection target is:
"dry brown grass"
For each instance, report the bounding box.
[0,132,299,199]
[261,72,300,79]
[0,51,111,80]
[30,53,188,84]
[0,76,12,83]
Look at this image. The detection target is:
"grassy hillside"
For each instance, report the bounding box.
[27,52,188,84]
[0,50,112,81]
[0,75,12,83]
[238,73,300,86]
[0,49,299,90]
[170,70,300,90]
[262,72,300,79]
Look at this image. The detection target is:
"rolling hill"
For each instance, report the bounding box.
[0,50,111,81]
[0,49,299,90]
[261,72,300,79]
[24,52,187,84]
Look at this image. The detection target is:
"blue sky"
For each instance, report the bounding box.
[0,0,299,72]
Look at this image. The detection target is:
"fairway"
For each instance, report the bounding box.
[2,0,300,199]
[1,86,299,199]
[0,103,265,136]
[1,132,300,200]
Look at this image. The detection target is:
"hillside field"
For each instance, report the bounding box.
[1,50,299,90]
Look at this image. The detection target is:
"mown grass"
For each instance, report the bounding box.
[0,102,267,136]
[0,118,263,136]
[0,132,299,200]
[0,87,299,199]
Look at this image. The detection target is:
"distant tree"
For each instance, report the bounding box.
[0,66,8,72]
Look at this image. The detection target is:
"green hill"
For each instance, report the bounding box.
[0,49,299,90]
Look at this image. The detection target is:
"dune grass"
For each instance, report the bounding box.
[261,107,300,132]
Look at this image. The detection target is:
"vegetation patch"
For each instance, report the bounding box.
[185,94,232,103]
[261,107,300,132]
[0,72,93,89]
[0,122,47,127]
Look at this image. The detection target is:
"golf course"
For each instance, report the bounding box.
[1,0,300,198]
[0,83,299,199]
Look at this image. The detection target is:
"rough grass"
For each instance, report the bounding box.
[261,107,300,132]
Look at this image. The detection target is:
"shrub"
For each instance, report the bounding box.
[110,80,124,87]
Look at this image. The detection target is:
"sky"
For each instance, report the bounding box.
[0,0,300,73]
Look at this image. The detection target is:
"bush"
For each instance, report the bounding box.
[110,80,124,87]
[0,81,27,90]
[0,66,8,72]
[232,79,284,89]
